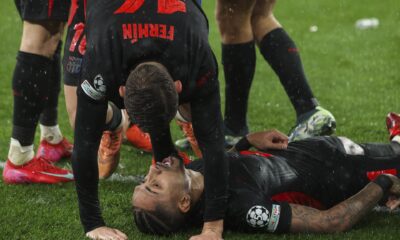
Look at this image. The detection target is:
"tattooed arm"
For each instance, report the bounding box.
[290,175,400,233]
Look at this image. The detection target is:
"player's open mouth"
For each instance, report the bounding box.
[157,157,173,169]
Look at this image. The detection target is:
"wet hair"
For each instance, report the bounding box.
[124,63,178,133]
[133,203,186,235]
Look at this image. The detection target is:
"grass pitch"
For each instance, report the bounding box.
[1,0,400,239]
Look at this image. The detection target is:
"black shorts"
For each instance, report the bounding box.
[15,0,71,21]
[63,0,86,86]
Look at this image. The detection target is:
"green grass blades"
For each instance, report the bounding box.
[1,0,400,239]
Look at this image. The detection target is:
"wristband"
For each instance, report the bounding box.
[234,136,252,151]
[104,102,122,131]
[373,175,393,192]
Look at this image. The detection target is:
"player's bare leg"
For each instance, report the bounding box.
[4,20,73,184]
[216,0,257,147]
[252,0,336,142]
[64,85,77,129]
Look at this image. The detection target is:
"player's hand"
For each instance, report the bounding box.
[383,174,400,196]
[189,220,223,240]
[86,226,128,240]
[386,195,400,210]
[189,231,223,240]
[247,129,288,150]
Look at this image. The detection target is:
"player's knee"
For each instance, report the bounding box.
[216,1,254,42]
[216,15,253,43]
[250,12,280,41]
[20,21,64,57]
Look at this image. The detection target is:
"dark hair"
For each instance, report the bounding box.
[133,203,186,236]
[124,63,178,133]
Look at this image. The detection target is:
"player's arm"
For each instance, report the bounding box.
[73,87,107,232]
[230,129,288,152]
[72,11,127,239]
[190,83,227,239]
[290,174,400,233]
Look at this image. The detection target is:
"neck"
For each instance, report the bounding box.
[185,169,204,204]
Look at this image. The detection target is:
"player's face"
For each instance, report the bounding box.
[132,156,187,211]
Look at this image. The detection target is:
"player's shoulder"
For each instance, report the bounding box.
[86,0,122,26]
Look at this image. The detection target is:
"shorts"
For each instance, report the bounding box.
[63,0,86,86]
[15,0,71,21]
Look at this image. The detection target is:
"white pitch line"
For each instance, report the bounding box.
[373,205,400,214]
[0,161,5,169]
[106,173,144,183]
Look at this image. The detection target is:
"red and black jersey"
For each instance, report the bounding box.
[63,0,87,86]
[15,0,71,21]
[81,0,216,107]
[186,136,400,234]
[73,0,227,233]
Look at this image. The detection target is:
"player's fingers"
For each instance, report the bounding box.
[267,142,287,150]
[389,199,400,210]
[271,129,289,139]
[113,229,128,240]
[271,131,288,140]
[103,232,122,240]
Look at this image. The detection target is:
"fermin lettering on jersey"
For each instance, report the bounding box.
[122,23,175,44]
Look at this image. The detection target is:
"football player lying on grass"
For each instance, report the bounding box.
[132,112,400,235]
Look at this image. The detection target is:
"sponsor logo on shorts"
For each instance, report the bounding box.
[65,56,83,74]
[81,80,105,101]
[122,23,175,44]
[267,204,281,232]
[246,205,270,228]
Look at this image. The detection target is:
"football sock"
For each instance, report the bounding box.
[104,102,123,131]
[40,42,62,127]
[8,138,34,166]
[175,110,189,123]
[12,51,52,146]
[39,124,63,144]
[259,28,318,117]
[222,41,255,136]
[392,136,400,145]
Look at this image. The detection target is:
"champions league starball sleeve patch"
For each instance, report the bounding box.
[81,74,107,100]
[246,205,281,232]
[246,205,270,228]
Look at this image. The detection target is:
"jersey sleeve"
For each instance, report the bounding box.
[73,86,108,233]
[79,10,124,107]
[226,190,292,234]
[190,76,228,222]
[72,7,122,233]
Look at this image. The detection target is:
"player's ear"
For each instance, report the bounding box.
[177,194,191,213]
[174,80,182,94]
[119,86,126,97]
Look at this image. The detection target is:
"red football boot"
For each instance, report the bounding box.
[2,157,74,184]
[125,124,152,152]
[36,137,73,163]
[176,120,202,158]
[386,112,400,140]
[151,151,192,166]
[98,129,123,179]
